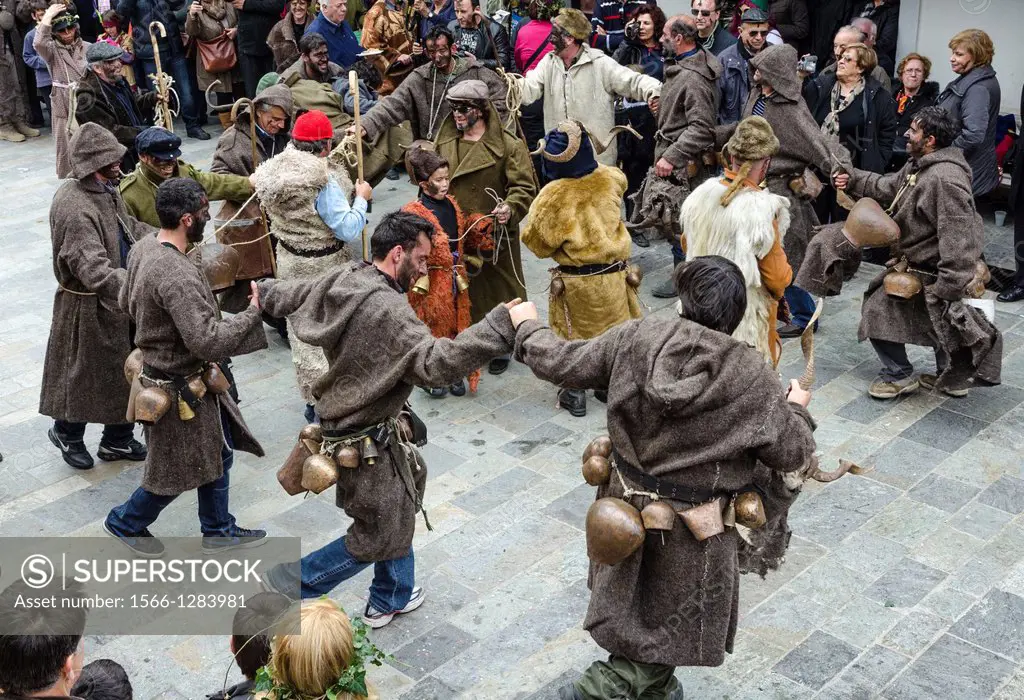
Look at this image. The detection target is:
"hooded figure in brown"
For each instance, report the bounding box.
[401,145,495,397]
[34,4,89,178]
[0,0,39,142]
[512,256,817,700]
[256,211,520,627]
[40,122,154,471]
[796,106,1002,399]
[522,121,643,418]
[104,177,269,558]
[434,79,537,373]
[211,84,295,310]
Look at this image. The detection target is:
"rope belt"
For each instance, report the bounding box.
[556,261,627,276]
[277,238,344,258]
[58,285,97,296]
[613,450,728,504]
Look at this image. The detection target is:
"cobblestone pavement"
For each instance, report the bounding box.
[2,129,1024,700]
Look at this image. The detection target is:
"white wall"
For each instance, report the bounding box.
[898,0,1023,115]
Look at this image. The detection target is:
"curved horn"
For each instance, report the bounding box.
[205,80,232,113]
[797,298,825,390]
[529,138,547,157]
[230,97,254,124]
[590,124,642,155]
[808,458,873,483]
[541,121,583,163]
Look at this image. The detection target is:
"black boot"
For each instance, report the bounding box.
[558,389,587,417]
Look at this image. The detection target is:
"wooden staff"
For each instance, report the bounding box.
[148,21,174,131]
[231,97,277,277]
[349,70,369,262]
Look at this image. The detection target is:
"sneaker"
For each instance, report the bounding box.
[363,586,425,629]
[919,373,969,398]
[186,126,211,140]
[777,322,806,339]
[558,388,587,417]
[103,520,166,558]
[448,378,467,397]
[202,526,268,555]
[868,375,920,400]
[488,356,510,375]
[422,386,448,398]
[651,278,676,299]
[97,437,147,462]
[48,427,94,470]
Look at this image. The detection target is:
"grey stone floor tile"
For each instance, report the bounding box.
[835,393,901,425]
[907,474,981,513]
[899,406,989,453]
[396,674,462,699]
[541,483,594,530]
[919,586,981,623]
[773,631,859,690]
[823,594,905,649]
[863,497,947,548]
[391,623,479,680]
[865,558,947,608]
[910,525,986,574]
[740,588,830,649]
[499,421,574,460]
[818,645,909,700]
[451,466,539,515]
[884,634,1016,700]
[979,476,1024,514]
[992,670,1024,700]
[789,560,874,611]
[941,383,1024,423]
[880,609,948,657]
[520,669,580,700]
[828,531,908,581]
[950,589,1024,662]
[788,475,901,548]
[416,442,468,478]
[936,442,1024,487]
[949,501,1015,540]
[863,437,950,490]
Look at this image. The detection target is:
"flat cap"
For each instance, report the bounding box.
[740,7,770,23]
[87,41,124,64]
[447,79,488,103]
[135,127,182,160]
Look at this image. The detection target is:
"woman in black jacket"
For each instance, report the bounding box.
[804,41,897,224]
[889,51,938,171]
[997,82,1024,303]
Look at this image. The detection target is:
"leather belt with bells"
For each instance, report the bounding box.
[612,451,727,504]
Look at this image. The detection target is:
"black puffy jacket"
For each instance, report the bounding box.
[116,0,187,61]
[805,72,898,174]
[236,0,286,57]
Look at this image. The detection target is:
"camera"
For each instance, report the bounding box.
[624,20,639,42]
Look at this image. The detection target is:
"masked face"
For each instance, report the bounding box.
[97,160,123,184]
[426,37,453,72]
[141,154,176,180]
[451,103,480,131]
[548,28,568,53]
[93,57,123,84]
[56,25,78,44]
[304,46,330,78]
[421,166,450,199]
[185,200,211,243]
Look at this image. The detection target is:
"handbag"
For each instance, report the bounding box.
[196,14,237,73]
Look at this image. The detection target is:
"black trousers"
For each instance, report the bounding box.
[54,419,135,445]
[240,53,275,99]
[1014,185,1024,285]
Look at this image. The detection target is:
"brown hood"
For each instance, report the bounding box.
[236,83,295,131]
[750,44,802,103]
[664,48,722,83]
[70,123,127,179]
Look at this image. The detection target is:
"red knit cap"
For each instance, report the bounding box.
[292,110,333,142]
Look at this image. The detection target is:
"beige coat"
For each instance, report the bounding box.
[519,45,661,166]
[33,21,88,178]
[184,0,239,93]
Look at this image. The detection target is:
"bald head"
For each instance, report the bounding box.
[662,13,699,56]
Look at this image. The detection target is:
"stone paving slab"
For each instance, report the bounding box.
[1,131,1024,699]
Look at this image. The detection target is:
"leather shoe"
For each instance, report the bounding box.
[48,427,94,470]
[488,356,510,375]
[449,378,467,396]
[558,388,587,417]
[997,284,1024,303]
[187,126,211,140]
[651,278,677,298]
[631,231,650,248]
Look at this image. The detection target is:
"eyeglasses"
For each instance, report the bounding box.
[691,9,712,17]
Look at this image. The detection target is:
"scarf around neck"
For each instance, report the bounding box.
[822,77,865,139]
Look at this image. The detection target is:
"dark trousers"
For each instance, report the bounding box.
[54,419,134,445]
[38,84,52,124]
[1015,188,1024,285]
[240,53,274,99]
[105,409,236,537]
[139,55,200,129]
[870,338,949,381]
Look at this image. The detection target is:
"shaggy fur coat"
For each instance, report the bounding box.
[251,144,355,403]
[402,195,494,392]
[514,316,817,667]
[521,165,642,340]
[682,173,793,365]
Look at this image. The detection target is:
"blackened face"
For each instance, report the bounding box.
[548,28,568,53]
[97,161,123,183]
[396,233,431,288]
[451,103,481,131]
[304,45,330,77]
[427,37,453,71]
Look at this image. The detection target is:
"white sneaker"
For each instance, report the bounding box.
[363,586,425,629]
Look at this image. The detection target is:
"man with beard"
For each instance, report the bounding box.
[642,13,720,299]
[355,26,509,145]
[74,41,158,172]
[104,178,269,557]
[257,212,525,628]
[280,32,345,85]
[716,43,852,336]
[797,106,1002,399]
[448,0,510,70]
[119,127,254,228]
[716,7,769,125]
[435,79,536,374]
[40,122,153,470]
[516,8,661,168]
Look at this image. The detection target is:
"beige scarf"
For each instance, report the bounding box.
[821,77,865,139]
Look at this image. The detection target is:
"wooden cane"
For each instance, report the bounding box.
[349,70,370,262]
[231,98,277,277]
[148,21,174,131]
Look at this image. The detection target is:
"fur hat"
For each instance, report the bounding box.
[725,116,779,163]
[552,8,590,41]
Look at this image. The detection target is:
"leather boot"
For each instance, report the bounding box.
[0,124,26,142]
[218,112,233,130]
[558,388,587,417]
[13,120,41,138]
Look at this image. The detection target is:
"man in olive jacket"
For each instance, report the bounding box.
[119,127,254,227]
[40,123,155,470]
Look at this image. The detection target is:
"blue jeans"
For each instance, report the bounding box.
[266,537,415,613]
[139,56,199,129]
[105,411,236,537]
[784,285,817,329]
[670,237,685,266]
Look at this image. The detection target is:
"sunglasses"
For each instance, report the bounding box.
[748,29,769,37]
[691,9,712,16]
[450,104,475,114]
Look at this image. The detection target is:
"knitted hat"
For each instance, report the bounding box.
[552,8,590,41]
[256,71,280,94]
[725,116,779,162]
[86,41,124,64]
[292,110,333,142]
